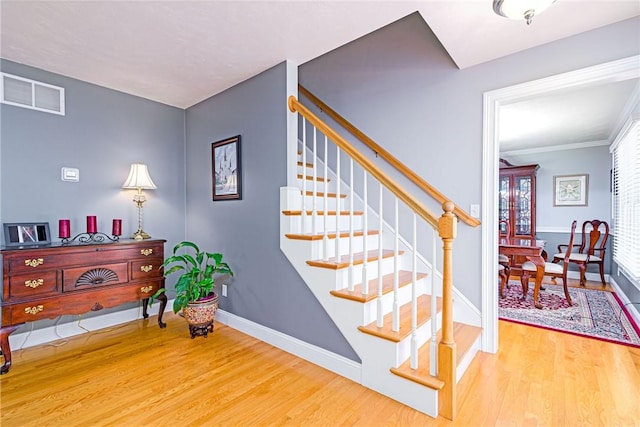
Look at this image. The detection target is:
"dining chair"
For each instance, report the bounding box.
[552,219,609,287]
[521,220,577,305]
[498,219,511,298]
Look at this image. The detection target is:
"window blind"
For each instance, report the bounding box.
[611,118,640,282]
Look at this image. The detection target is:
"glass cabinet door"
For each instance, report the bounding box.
[514,175,532,236]
[499,176,511,235]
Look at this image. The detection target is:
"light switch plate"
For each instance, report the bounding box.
[61,167,79,182]
[470,204,480,218]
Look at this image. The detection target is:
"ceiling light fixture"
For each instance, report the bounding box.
[493,0,556,25]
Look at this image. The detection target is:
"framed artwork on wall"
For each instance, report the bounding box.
[3,222,51,247]
[212,135,242,201]
[553,174,588,206]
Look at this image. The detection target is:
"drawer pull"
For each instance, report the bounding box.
[140,265,153,273]
[24,305,44,315]
[24,258,44,268]
[140,248,153,256]
[140,285,153,293]
[25,279,44,288]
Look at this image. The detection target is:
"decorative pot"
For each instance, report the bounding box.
[182,292,219,338]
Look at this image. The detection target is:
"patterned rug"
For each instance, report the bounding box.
[499,281,640,347]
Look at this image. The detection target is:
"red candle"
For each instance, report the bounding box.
[112,219,122,236]
[59,219,70,239]
[87,215,97,234]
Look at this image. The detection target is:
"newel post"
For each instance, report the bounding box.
[437,201,457,420]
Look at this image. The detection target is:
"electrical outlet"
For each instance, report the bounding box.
[222,284,228,297]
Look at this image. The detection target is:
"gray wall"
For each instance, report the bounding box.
[504,146,612,275]
[299,13,640,309]
[0,59,186,329]
[184,62,359,361]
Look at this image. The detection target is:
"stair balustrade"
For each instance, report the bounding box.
[289,94,463,419]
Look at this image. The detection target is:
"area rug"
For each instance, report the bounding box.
[499,281,640,347]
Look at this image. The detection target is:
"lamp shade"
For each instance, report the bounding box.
[493,0,555,24]
[122,163,157,189]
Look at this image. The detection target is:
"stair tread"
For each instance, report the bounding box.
[390,322,482,389]
[357,294,442,343]
[297,174,329,182]
[282,210,364,216]
[330,270,428,303]
[285,230,379,241]
[307,249,401,270]
[303,190,347,199]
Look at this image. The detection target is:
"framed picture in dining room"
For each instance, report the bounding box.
[212,135,242,201]
[553,174,588,206]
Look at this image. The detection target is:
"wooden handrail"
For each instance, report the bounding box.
[289,95,440,229]
[299,85,481,228]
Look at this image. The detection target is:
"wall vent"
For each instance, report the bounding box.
[1,72,65,115]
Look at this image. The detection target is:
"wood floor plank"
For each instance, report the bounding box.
[1,311,639,426]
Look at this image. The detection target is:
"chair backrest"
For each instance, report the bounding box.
[579,220,610,256]
[561,220,578,263]
[499,219,511,239]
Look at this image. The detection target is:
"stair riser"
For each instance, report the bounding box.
[301,195,344,211]
[282,214,364,235]
[361,277,429,324]
[302,234,382,260]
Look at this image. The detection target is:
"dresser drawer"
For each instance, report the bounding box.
[131,258,163,280]
[7,253,66,274]
[62,262,129,292]
[8,270,59,299]
[3,280,164,325]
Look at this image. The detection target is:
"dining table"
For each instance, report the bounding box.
[499,237,546,309]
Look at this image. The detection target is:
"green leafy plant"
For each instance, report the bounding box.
[152,241,233,314]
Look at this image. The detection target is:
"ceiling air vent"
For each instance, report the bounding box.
[1,72,65,115]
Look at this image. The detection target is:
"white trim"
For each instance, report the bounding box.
[500,140,609,156]
[609,276,640,327]
[216,309,362,383]
[286,60,299,187]
[536,226,573,233]
[482,55,640,355]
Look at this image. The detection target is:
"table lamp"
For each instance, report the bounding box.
[122,162,157,240]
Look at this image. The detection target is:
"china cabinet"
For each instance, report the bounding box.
[499,159,539,239]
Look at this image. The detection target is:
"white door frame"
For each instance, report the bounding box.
[480,55,640,353]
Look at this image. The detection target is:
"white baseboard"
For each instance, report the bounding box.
[7,300,167,351]
[215,309,362,383]
[609,277,640,327]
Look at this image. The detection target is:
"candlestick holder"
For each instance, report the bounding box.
[61,232,119,245]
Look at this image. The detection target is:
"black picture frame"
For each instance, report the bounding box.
[3,222,51,247]
[212,135,242,201]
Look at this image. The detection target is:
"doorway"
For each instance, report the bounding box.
[480,55,640,353]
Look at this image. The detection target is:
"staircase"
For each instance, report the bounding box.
[279,95,483,418]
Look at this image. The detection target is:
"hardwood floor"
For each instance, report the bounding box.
[1,309,639,426]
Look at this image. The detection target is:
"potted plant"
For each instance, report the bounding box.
[152,240,233,338]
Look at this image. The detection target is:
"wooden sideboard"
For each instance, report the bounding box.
[0,239,167,374]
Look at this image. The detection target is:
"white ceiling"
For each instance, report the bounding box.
[1,0,639,150]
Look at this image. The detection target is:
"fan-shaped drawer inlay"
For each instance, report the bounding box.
[63,262,128,292]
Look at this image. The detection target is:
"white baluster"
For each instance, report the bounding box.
[300,119,307,234]
[392,198,400,332]
[311,127,318,236]
[334,146,341,265]
[361,171,368,295]
[411,213,418,369]
[430,229,438,376]
[323,135,329,261]
[348,159,354,292]
[376,184,384,327]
